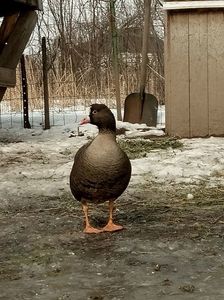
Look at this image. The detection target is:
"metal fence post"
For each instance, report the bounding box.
[42,36,50,130]
[20,54,31,129]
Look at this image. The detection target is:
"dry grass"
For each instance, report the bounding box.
[2,56,164,113]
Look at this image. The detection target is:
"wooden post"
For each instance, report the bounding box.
[139,0,151,98]
[20,54,31,129]
[109,0,122,121]
[42,36,50,130]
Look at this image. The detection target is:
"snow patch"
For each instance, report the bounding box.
[1,111,224,209]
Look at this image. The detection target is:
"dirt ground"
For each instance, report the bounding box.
[1,181,224,300]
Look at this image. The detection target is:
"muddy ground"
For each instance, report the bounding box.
[1,182,224,300]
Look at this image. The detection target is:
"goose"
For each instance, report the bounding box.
[70,104,131,233]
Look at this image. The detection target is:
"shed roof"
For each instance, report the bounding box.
[163,1,224,10]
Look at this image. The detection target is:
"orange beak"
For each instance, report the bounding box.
[80,117,90,125]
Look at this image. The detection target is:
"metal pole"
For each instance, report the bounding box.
[20,54,31,129]
[42,36,50,130]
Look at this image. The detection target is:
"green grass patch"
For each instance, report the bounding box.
[119,137,183,159]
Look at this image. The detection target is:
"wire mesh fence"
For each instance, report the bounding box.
[0,0,165,130]
[0,49,165,129]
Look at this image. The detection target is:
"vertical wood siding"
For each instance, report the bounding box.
[189,12,208,137]
[165,9,224,137]
[208,12,224,136]
[166,12,190,137]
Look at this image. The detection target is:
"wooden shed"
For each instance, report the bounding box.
[164,0,224,137]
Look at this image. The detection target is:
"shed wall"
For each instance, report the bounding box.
[165,10,224,137]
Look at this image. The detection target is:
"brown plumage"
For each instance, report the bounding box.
[70,104,131,233]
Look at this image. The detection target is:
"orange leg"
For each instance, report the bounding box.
[103,200,123,232]
[82,201,102,234]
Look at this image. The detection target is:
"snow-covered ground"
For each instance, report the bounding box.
[0,106,224,209]
[0,105,166,129]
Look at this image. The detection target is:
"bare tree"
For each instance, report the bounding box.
[8,0,165,112]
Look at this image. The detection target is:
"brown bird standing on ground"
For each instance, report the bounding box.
[70,104,131,233]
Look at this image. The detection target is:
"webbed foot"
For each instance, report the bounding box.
[83,226,103,234]
[103,221,123,232]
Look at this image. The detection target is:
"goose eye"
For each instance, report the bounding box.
[92,110,97,114]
